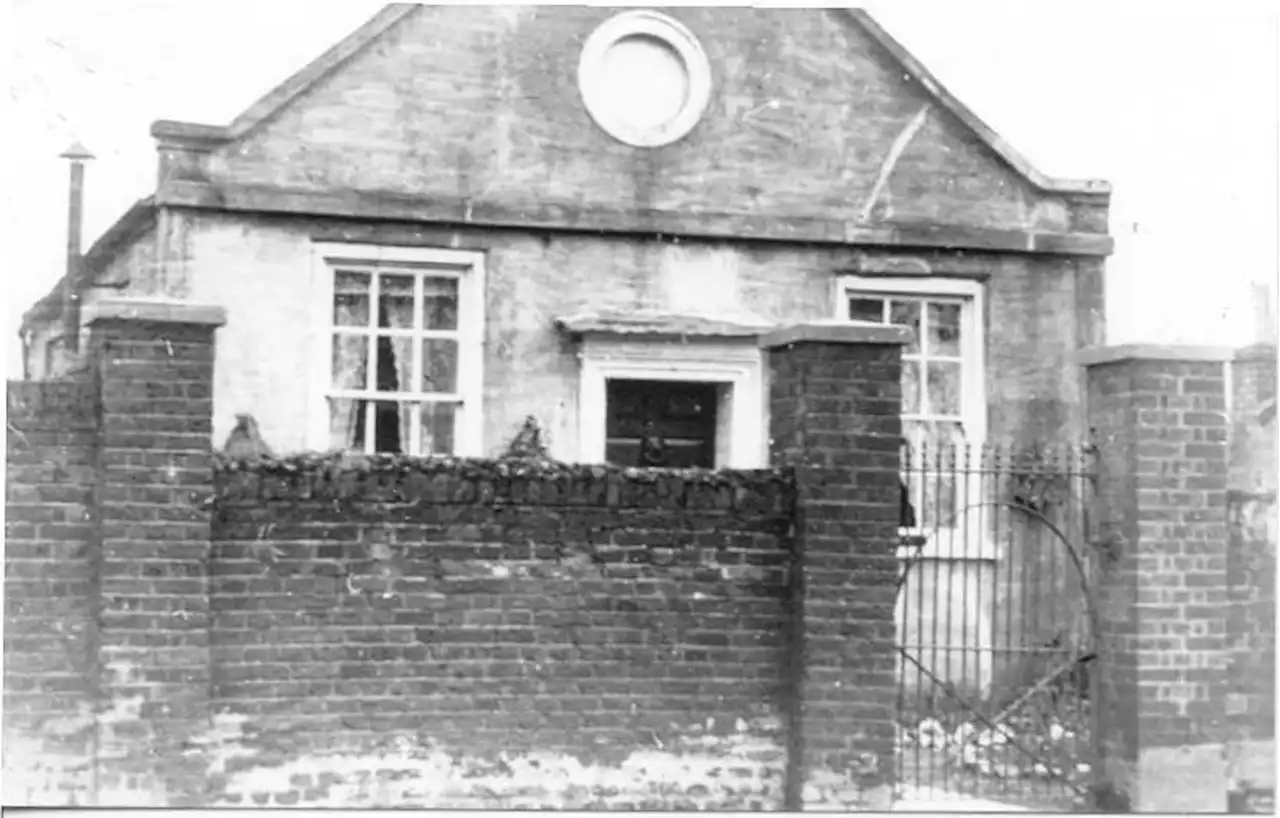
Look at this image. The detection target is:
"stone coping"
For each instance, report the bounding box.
[759,319,913,349]
[83,297,227,328]
[1235,342,1278,363]
[1072,343,1235,366]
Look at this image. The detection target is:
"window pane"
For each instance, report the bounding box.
[371,400,404,454]
[848,297,884,323]
[927,361,963,416]
[420,403,457,455]
[889,300,921,354]
[373,336,413,393]
[928,302,962,356]
[327,398,405,454]
[327,397,361,451]
[423,277,459,330]
[331,334,369,390]
[903,420,966,530]
[921,463,959,529]
[902,360,921,414]
[378,274,414,329]
[422,339,459,393]
[333,271,370,326]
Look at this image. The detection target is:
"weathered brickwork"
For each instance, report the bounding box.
[15,314,1273,812]
[764,325,907,810]
[4,304,226,806]
[3,301,910,809]
[1224,344,1277,800]
[1084,350,1234,812]
[4,380,100,804]
[208,458,793,808]
[88,314,221,806]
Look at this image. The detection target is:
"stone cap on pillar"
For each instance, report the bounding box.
[1071,343,1235,367]
[82,297,227,328]
[759,319,913,350]
[1235,342,1278,363]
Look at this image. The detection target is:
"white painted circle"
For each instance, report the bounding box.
[578,11,712,148]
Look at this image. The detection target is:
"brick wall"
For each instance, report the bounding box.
[208,458,794,808]
[4,301,225,807]
[3,299,909,809]
[4,380,100,804]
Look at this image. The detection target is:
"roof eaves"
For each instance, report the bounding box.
[20,197,159,331]
[843,9,1112,198]
[151,120,231,147]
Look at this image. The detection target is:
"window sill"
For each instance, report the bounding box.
[896,528,995,561]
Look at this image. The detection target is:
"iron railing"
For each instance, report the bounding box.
[893,442,1098,810]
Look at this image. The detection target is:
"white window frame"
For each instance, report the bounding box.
[835,275,990,559]
[307,243,486,458]
[576,337,766,469]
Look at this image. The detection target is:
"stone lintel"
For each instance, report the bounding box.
[759,320,912,350]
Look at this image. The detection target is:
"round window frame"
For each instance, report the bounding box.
[577,10,712,149]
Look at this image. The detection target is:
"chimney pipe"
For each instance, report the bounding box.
[59,141,94,353]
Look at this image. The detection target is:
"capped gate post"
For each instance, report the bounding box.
[762,319,911,810]
[1079,344,1233,812]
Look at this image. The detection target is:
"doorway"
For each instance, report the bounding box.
[605,379,719,468]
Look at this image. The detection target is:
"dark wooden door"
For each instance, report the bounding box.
[605,380,718,468]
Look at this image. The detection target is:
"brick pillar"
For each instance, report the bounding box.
[1080,344,1232,813]
[85,298,225,806]
[1224,342,1277,806]
[761,320,910,811]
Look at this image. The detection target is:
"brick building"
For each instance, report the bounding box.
[20,4,1113,457]
[13,7,1279,811]
[17,6,1112,697]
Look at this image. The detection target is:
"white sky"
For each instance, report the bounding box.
[5,1,1279,377]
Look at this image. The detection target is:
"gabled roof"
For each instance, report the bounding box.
[151,5,1111,198]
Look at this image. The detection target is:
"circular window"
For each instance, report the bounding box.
[578,11,712,148]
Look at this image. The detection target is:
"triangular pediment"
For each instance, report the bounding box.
[151,5,1110,242]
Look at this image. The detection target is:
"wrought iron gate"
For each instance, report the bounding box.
[893,442,1099,810]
